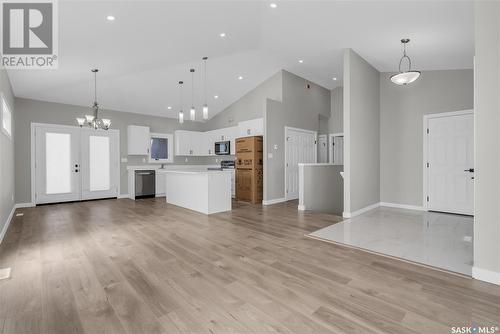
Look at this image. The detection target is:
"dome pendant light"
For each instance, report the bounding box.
[178,81,184,124]
[202,57,209,120]
[190,68,196,121]
[390,39,421,85]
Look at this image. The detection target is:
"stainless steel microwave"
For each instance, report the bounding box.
[215,141,230,155]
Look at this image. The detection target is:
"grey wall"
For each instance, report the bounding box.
[343,49,380,214]
[301,165,343,215]
[264,70,331,201]
[264,98,285,201]
[204,71,282,130]
[473,1,500,280]
[329,87,343,134]
[380,69,473,207]
[0,69,15,239]
[14,98,207,203]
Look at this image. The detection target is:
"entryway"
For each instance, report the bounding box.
[285,127,317,200]
[32,123,120,205]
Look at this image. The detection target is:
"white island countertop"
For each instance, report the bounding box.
[162,169,232,214]
[157,169,232,174]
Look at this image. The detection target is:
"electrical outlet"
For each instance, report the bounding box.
[268,153,273,158]
[274,144,278,150]
[121,157,128,163]
[185,158,188,162]
[142,158,146,163]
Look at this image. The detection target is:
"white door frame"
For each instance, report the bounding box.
[422,109,474,212]
[31,122,121,205]
[328,132,343,164]
[284,126,317,201]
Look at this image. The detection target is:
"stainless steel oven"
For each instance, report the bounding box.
[215,141,230,155]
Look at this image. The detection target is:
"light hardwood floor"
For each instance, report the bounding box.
[0,198,499,334]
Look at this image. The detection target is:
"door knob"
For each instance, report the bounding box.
[464,168,474,173]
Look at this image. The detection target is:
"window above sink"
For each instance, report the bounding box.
[149,133,173,164]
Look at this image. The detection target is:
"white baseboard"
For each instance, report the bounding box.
[0,205,16,245]
[15,202,34,208]
[298,204,306,211]
[343,202,380,218]
[262,198,286,206]
[117,194,129,199]
[380,202,424,211]
[472,266,500,285]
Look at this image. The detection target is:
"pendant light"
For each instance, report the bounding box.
[202,57,208,120]
[178,81,184,124]
[76,69,111,130]
[390,39,421,85]
[189,68,196,121]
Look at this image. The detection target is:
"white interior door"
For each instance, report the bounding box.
[35,125,82,204]
[318,134,328,163]
[426,112,474,215]
[81,129,120,200]
[285,127,317,200]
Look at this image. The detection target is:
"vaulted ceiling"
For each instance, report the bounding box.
[7,1,474,120]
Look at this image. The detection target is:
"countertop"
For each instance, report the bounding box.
[158,169,233,175]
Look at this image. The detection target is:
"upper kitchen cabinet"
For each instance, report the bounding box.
[238,118,263,137]
[127,125,150,155]
[175,130,205,156]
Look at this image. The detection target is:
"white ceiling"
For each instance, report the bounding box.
[7,1,474,120]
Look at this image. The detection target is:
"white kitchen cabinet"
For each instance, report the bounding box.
[175,130,205,156]
[155,170,166,196]
[127,125,150,155]
[238,118,263,137]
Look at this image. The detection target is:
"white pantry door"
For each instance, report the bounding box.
[318,134,328,163]
[426,112,474,215]
[285,127,317,200]
[80,128,120,200]
[35,125,82,204]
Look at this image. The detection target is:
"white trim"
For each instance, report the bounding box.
[329,132,344,137]
[297,204,306,211]
[15,202,34,208]
[262,198,286,206]
[343,49,351,216]
[472,266,500,285]
[117,194,129,199]
[0,205,16,244]
[422,110,474,212]
[379,202,424,211]
[284,126,317,201]
[343,202,379,218]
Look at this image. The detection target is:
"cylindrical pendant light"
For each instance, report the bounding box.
[178,81,184,124]
[190,68,195,121]
[202,57,208,120]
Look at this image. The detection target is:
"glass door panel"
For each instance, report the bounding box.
[89,135,110,191]
[35,126,81,204]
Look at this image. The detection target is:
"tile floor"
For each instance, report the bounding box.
[309,207,473,275]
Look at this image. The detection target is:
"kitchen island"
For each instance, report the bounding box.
[157,169,232,214]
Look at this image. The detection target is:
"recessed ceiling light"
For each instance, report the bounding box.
[106,15,115,21]
[167,106,172,110]
[298,59,304,63]
[332,77,337,81]
[270,3,278,8]
[219,33,226,38]
[238,76,243,80]
[214,95,219,99]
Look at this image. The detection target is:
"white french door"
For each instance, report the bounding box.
[34,124,119,204]
[80,128,120,200]
[285,127,317,201]
[425,111,474,215]
[35,125,82,204]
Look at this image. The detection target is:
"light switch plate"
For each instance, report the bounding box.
[274,144,278,150]
[121,157,128,163]
[268,153,273,158]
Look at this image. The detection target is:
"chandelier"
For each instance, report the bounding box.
[76,69,111,130]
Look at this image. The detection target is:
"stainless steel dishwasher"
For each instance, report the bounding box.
[135,170,156,198]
